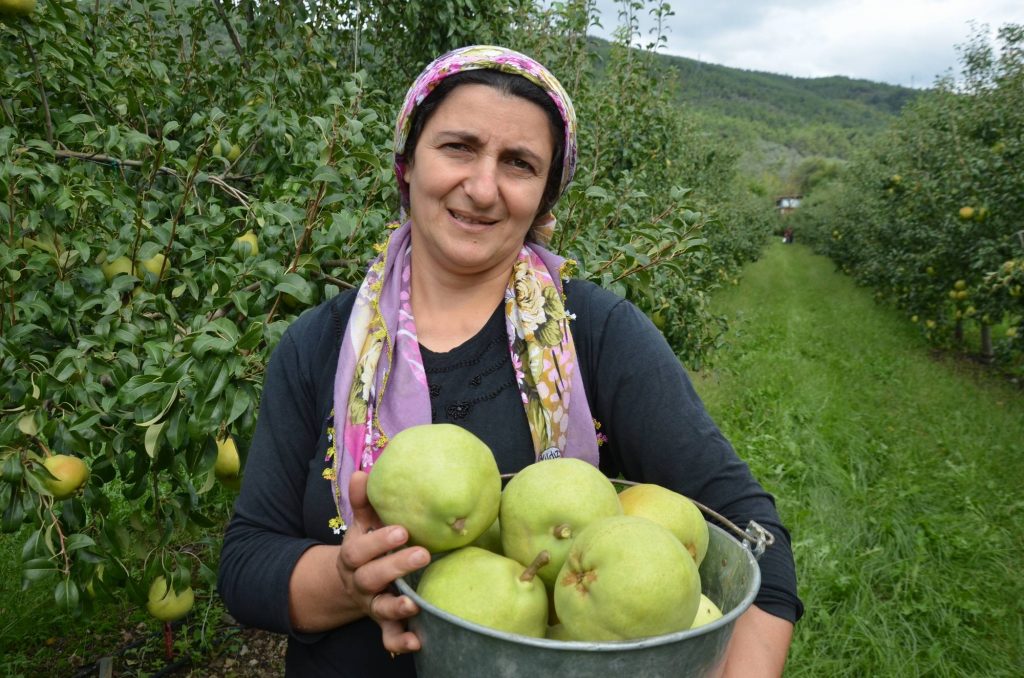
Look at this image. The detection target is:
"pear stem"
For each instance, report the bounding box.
[451,517,466,534]
[520,550,551,582]
[553,523,572,539]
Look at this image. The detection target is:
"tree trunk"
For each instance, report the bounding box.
[954,318,964,344]
[980,324,994,364]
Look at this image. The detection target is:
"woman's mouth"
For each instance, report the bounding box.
[448,209,498,226]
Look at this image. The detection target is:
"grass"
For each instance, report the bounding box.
[693,242,1024,676]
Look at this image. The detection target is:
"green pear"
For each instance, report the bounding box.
[101,255,134,282]
[618,483,710,565]
[136,252,168,281]
[146,576,194,622]
[367,423,500,553]
[416,546,549,638]
[500,457,621,587]
[214,436,241,479]
[545,623,573,641]
[0,0,37,19]
[690,594,724,629]
[233,230,259,258]
[554,515,701,641]
[470,516,503,555]
[42,454,90,500]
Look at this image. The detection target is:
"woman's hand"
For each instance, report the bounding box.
[287,471,430,654]
[337,470,430,653]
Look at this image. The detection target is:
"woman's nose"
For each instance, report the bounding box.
[462,159,499,207]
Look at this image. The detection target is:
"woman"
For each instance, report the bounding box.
[219,46,803,676]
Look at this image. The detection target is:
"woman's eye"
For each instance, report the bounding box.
[509,158,535,172]
[443,142,470,152]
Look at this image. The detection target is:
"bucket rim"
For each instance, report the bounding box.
[395,521,761,651]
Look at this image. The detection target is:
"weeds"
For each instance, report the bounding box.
[696,243,1024,677]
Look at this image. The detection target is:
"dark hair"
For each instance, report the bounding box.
[402,69,566,222]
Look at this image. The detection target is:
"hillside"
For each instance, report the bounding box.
[668,56,919,131]
[666,53,921,165]
[588,38,922,188]
[663,51,923,191]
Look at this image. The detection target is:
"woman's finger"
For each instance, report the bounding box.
[370,591,420,622]
[370,589,422,653]
[337,523,412,572]
[379,618,422,654]
[348,470,382,534]
[351,543,431,597]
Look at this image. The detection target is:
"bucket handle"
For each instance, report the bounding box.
[688,499,775,561]
[608,477,776,560]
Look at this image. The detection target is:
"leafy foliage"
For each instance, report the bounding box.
[0,0,769,631]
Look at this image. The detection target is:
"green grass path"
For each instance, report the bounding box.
[693,243,1024,677]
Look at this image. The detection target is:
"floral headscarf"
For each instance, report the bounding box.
[328,46,598,533]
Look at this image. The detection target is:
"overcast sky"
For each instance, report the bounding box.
[592,0,1022,88]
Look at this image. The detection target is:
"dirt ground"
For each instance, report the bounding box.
[184,627,287,677]
[59,622,287,677]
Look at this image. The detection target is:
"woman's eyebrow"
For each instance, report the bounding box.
[433,130,545,167]
[433,130,482,145]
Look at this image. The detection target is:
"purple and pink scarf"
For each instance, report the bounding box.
[328,46,597,531]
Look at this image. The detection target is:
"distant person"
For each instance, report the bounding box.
[783,226,794,244]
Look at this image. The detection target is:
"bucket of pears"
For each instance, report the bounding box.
[369,424,773,678]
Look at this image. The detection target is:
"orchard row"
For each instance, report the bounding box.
[793,25,1023,367]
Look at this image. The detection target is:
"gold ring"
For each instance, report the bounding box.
[370,592,384,614]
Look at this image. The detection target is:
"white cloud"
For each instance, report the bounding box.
[592,0,1022,87]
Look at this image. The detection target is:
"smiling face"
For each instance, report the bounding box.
[404,84,555,282]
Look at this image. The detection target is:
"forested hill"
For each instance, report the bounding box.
[642,45,921,163]
[681,57,915,123]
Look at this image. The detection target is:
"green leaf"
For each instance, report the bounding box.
[226,387,251,425]
[165,403,190,449]
[137,387,179,428]
[144,421,167,459]
[274,273,313,304]
[2,492,26,533]
[22,557,58,583]
[55,579,80,612]
[312,165,342,185]
[65,533,97,552]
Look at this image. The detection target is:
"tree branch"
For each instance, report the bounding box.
[21,29,54,147]
[213,0,247,69]
[16,147,254,207]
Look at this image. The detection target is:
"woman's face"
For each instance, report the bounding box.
[405,84,555,281]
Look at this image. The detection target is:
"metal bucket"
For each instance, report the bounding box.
[396,520,762,678]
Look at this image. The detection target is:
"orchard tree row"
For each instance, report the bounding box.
[0,1,771,622]
[792,24,1023,367]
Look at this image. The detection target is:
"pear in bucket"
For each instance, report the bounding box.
[416,546,551,638]
[500,457,622,587]
[691,594,724,629]
[554,515,701,641]
[470,516,503,555]
[367,423,500,552]
[618,483,710,565]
